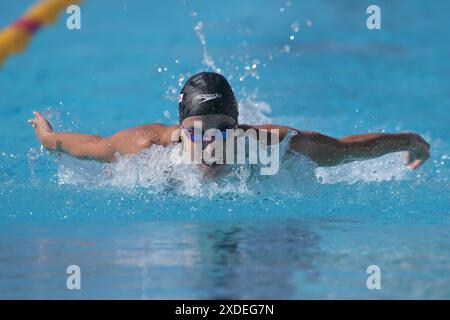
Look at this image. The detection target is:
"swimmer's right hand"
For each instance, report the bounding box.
[28,111,54,145]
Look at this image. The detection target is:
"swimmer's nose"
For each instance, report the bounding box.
[203,141,225,165]
[202,141,215,152]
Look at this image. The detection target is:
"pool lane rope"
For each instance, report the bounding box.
[0,0,81,66]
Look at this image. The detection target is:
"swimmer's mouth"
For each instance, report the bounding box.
[199,162,225,177]
[200,162,222,169]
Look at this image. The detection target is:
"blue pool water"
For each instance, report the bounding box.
[1,0,449,299]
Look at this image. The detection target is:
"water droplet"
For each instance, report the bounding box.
[178,74,185,86]
[163,111,171,119]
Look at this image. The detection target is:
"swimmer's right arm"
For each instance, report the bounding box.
[28,112,170,162]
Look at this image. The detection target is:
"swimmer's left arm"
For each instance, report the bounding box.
[247,125,430,169]
[290,130,430,169]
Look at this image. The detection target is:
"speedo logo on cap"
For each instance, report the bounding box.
[196,93,222,104]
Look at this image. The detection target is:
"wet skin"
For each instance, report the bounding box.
[29,111,430,172]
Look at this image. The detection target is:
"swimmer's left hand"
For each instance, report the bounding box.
[406,133,430,169]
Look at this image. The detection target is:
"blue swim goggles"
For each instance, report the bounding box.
[180,122,238,142]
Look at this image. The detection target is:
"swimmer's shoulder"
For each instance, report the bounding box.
[109,123,179,151]
[131,123,179,146]
[238,124,300,141]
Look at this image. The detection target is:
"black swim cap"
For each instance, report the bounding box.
[179,72,238,123]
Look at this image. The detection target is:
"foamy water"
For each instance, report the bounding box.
[51,121,414,198]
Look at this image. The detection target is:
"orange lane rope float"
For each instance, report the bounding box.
[0,0,81,66]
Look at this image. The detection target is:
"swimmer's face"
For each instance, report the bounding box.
[180,114,237,169]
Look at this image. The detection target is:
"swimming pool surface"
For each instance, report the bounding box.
[0,0,449,299]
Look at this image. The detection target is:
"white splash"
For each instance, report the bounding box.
[54,135,320,197]
[238,89,272,124]
[315,152,411,184]
[194,22,220,73]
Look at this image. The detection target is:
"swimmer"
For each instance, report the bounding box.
[29,72,430,172]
